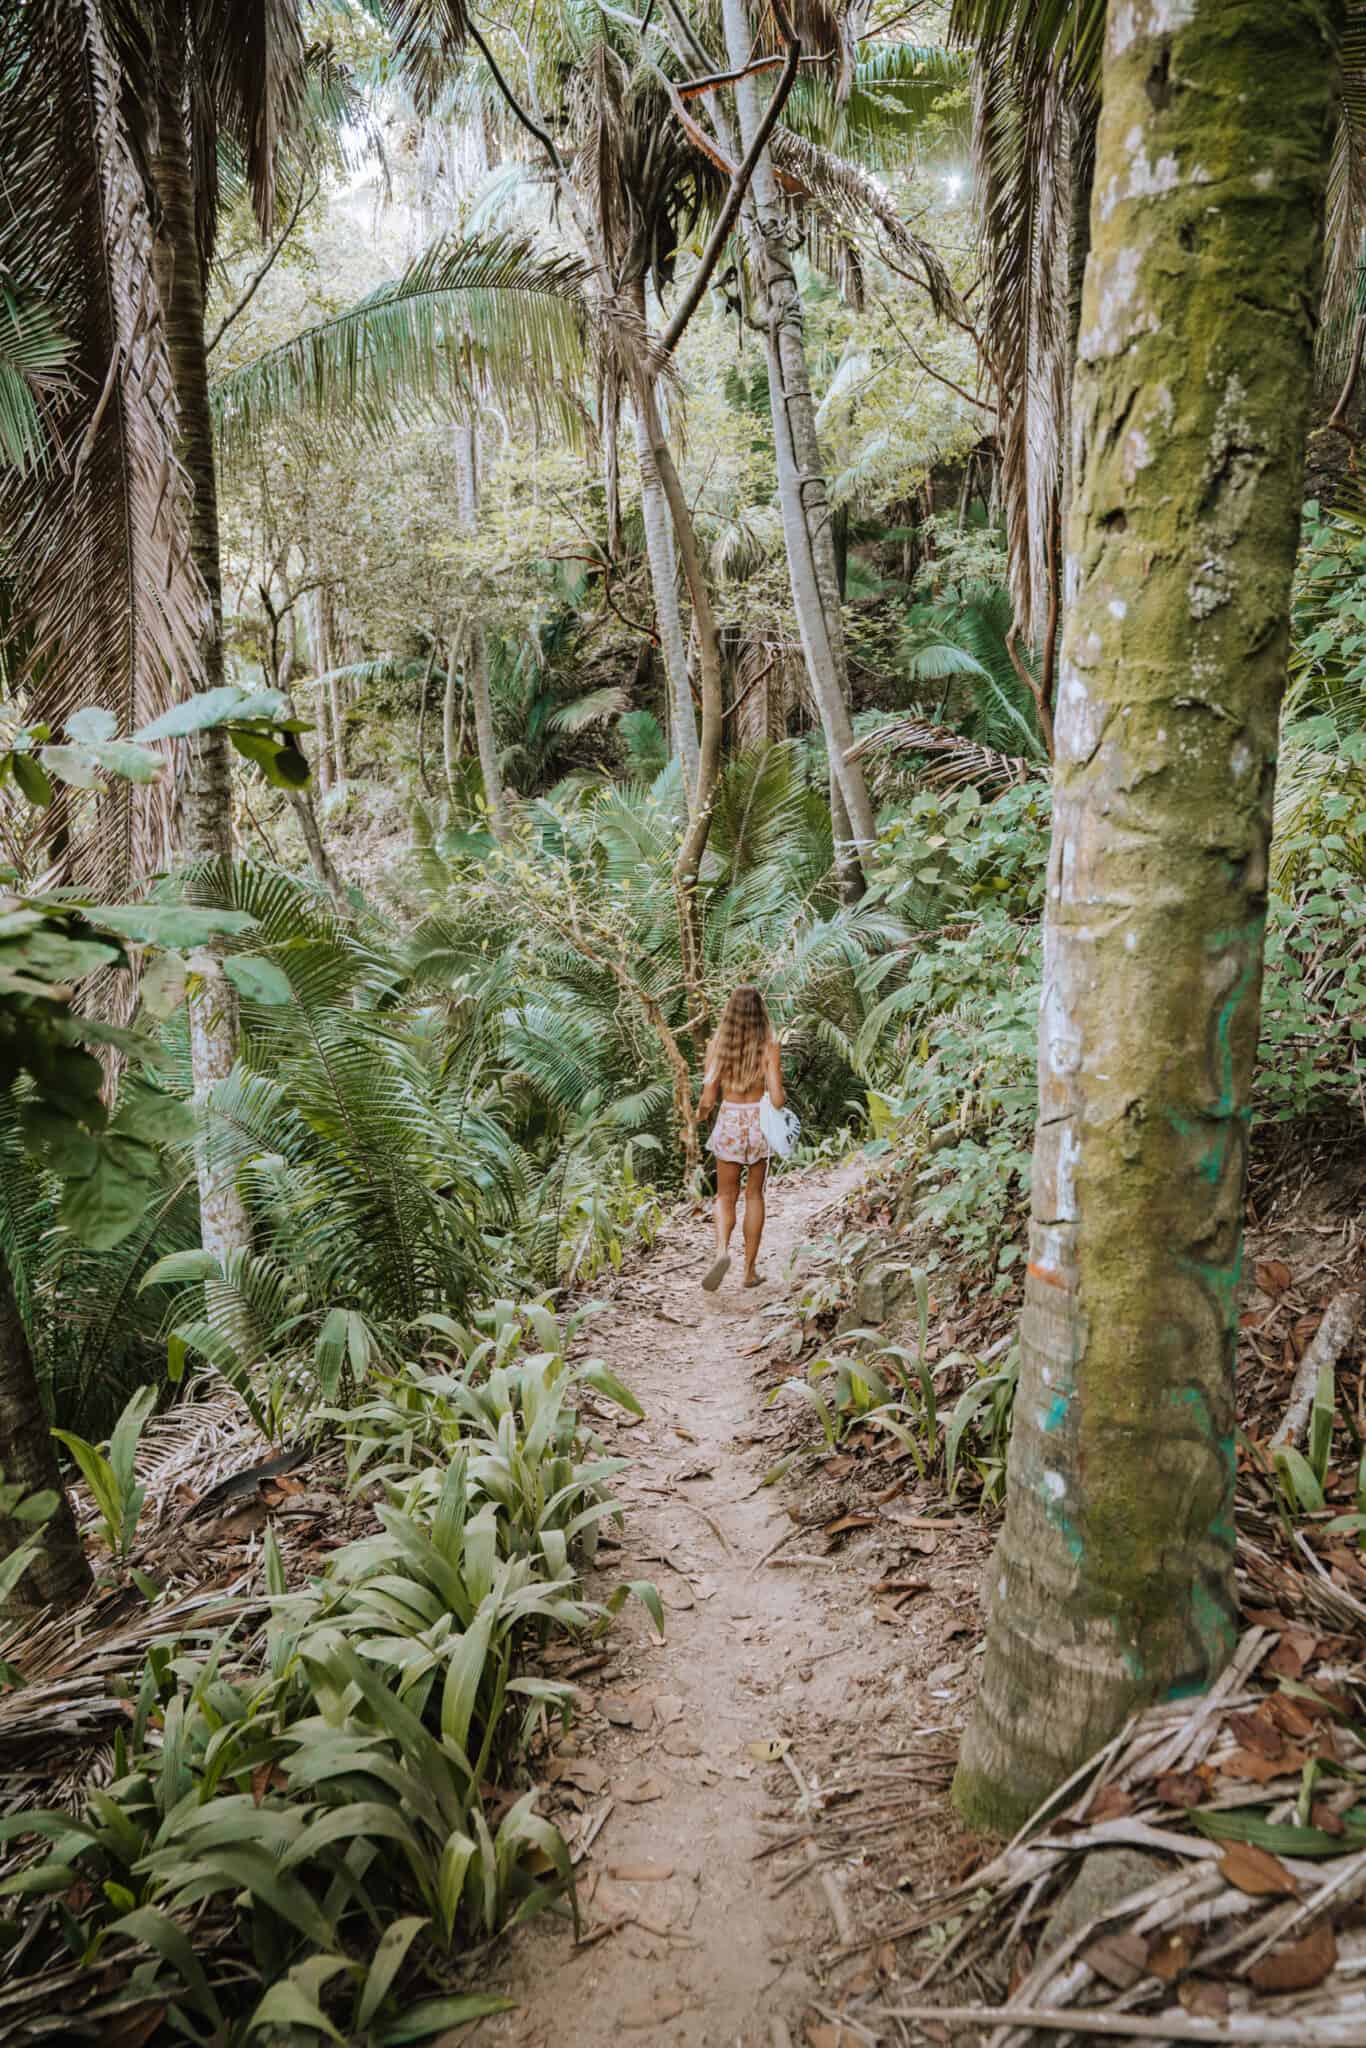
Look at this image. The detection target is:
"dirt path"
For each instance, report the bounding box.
[480,1156,957,2048]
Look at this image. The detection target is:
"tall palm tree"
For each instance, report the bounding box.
[953,0,1343,1833]
[0,0,208,893]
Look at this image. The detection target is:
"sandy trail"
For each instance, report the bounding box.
[481,1157,875,2047]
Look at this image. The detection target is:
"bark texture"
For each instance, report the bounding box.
[721,0,876,876]
[454,422,510,841]
[151,19,250,1261]
[0,1263,90,1610]
[954,0,1340,1833]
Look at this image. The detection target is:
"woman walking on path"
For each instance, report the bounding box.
[698,984,786,1293]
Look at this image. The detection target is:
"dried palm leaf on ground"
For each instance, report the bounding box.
[847,716,1035,793]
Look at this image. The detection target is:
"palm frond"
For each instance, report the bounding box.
[211,230,593,464]
[0,277,70,472]
[548,685,629,733]
[848,713,1036,793]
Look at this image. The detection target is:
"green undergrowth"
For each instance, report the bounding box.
[0,1304,658,2044]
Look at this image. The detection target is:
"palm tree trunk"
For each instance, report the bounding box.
[954,0,1339,1835]
[0,1260,89,1610]
[454,421,510,841]
[721,0,875,886]
[627,283,700,805]
[150,14,249,1262]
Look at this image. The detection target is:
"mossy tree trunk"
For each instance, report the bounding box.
[954,0,1341,1834]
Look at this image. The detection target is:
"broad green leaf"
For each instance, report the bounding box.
[357,1915,429,2029]
[65,706,118,743]
[141,1249,220,1290]
[135,687,278,741]
[224,953,293,1004]
[245,1981,345,2042]
[378,1994,515,2043]
[88,903,254,946]
[138,949,188,1018]
[606,1580,665,1634]
[11,752,52,805]
[107,1906,222,2023]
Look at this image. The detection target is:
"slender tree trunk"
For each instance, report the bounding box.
[0,1262,89,1610]
[150,17,250,1262]
[307,584,333,794]
[636,373,722,1048]
[454,421,510,841]
[628,283,700,806]
[603,368,624,563]
[415,637,436,797]
[954,0,1340,1835]
[721,0,876,886]
[444,628,465,800]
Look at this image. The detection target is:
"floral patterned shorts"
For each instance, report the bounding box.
[708,1101,769,1166]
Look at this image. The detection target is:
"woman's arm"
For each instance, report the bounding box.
[698,1035,720,1117]
[766,1035,785,1108]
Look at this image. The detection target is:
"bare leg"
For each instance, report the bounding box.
[742,1157,767,1284]
[714,1159,741,1255]
[704,1159,742,1290]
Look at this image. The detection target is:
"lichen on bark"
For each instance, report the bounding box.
[954,0,1342,1835]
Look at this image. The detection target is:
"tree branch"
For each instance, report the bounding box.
[207,177,316,356]
[656,0,801,358]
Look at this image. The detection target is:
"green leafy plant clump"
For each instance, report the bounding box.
[0,1306,657,2042]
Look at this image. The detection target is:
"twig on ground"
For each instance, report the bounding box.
[1272,1289,1364,1447]
[885,2005,1366,2044]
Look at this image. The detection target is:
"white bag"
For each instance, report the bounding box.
[758,1090,800,1160]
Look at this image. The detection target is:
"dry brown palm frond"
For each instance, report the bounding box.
[768,129,960,319]
[1324,13,1366,358]
[0,0,209,893]
[848,714,1035,792]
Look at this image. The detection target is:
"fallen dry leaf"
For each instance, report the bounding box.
[1220,1745,1307,1785]
[1248,1918,1337,1992]
[653,1694,684,1727]
[807,2028,860,2048]
[1227,1708,1282,1759]
[1082,1932,1146,1990]
[608,1858,675,1883]
[1219,1840,1299,1898]
[1310,1800,1347,1837]
[617,1773,666,1804]
[598,1694,637,1727]
[1084,1783,1135,1824]
[1147,1925,1199,1982]
[661,1726,702,1758]
[822,1512,878,1538]
[747,1738,791,1762]
[1266,1693,1315,1741]
[1256,1258,1293,1295]
[1156,1771,1206,1809]
[1178,1978,1229,2019]
[1265,1628,1317,1681]
[550,1759,608,1795]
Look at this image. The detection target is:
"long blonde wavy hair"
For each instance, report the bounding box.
[712,984,772,1096]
